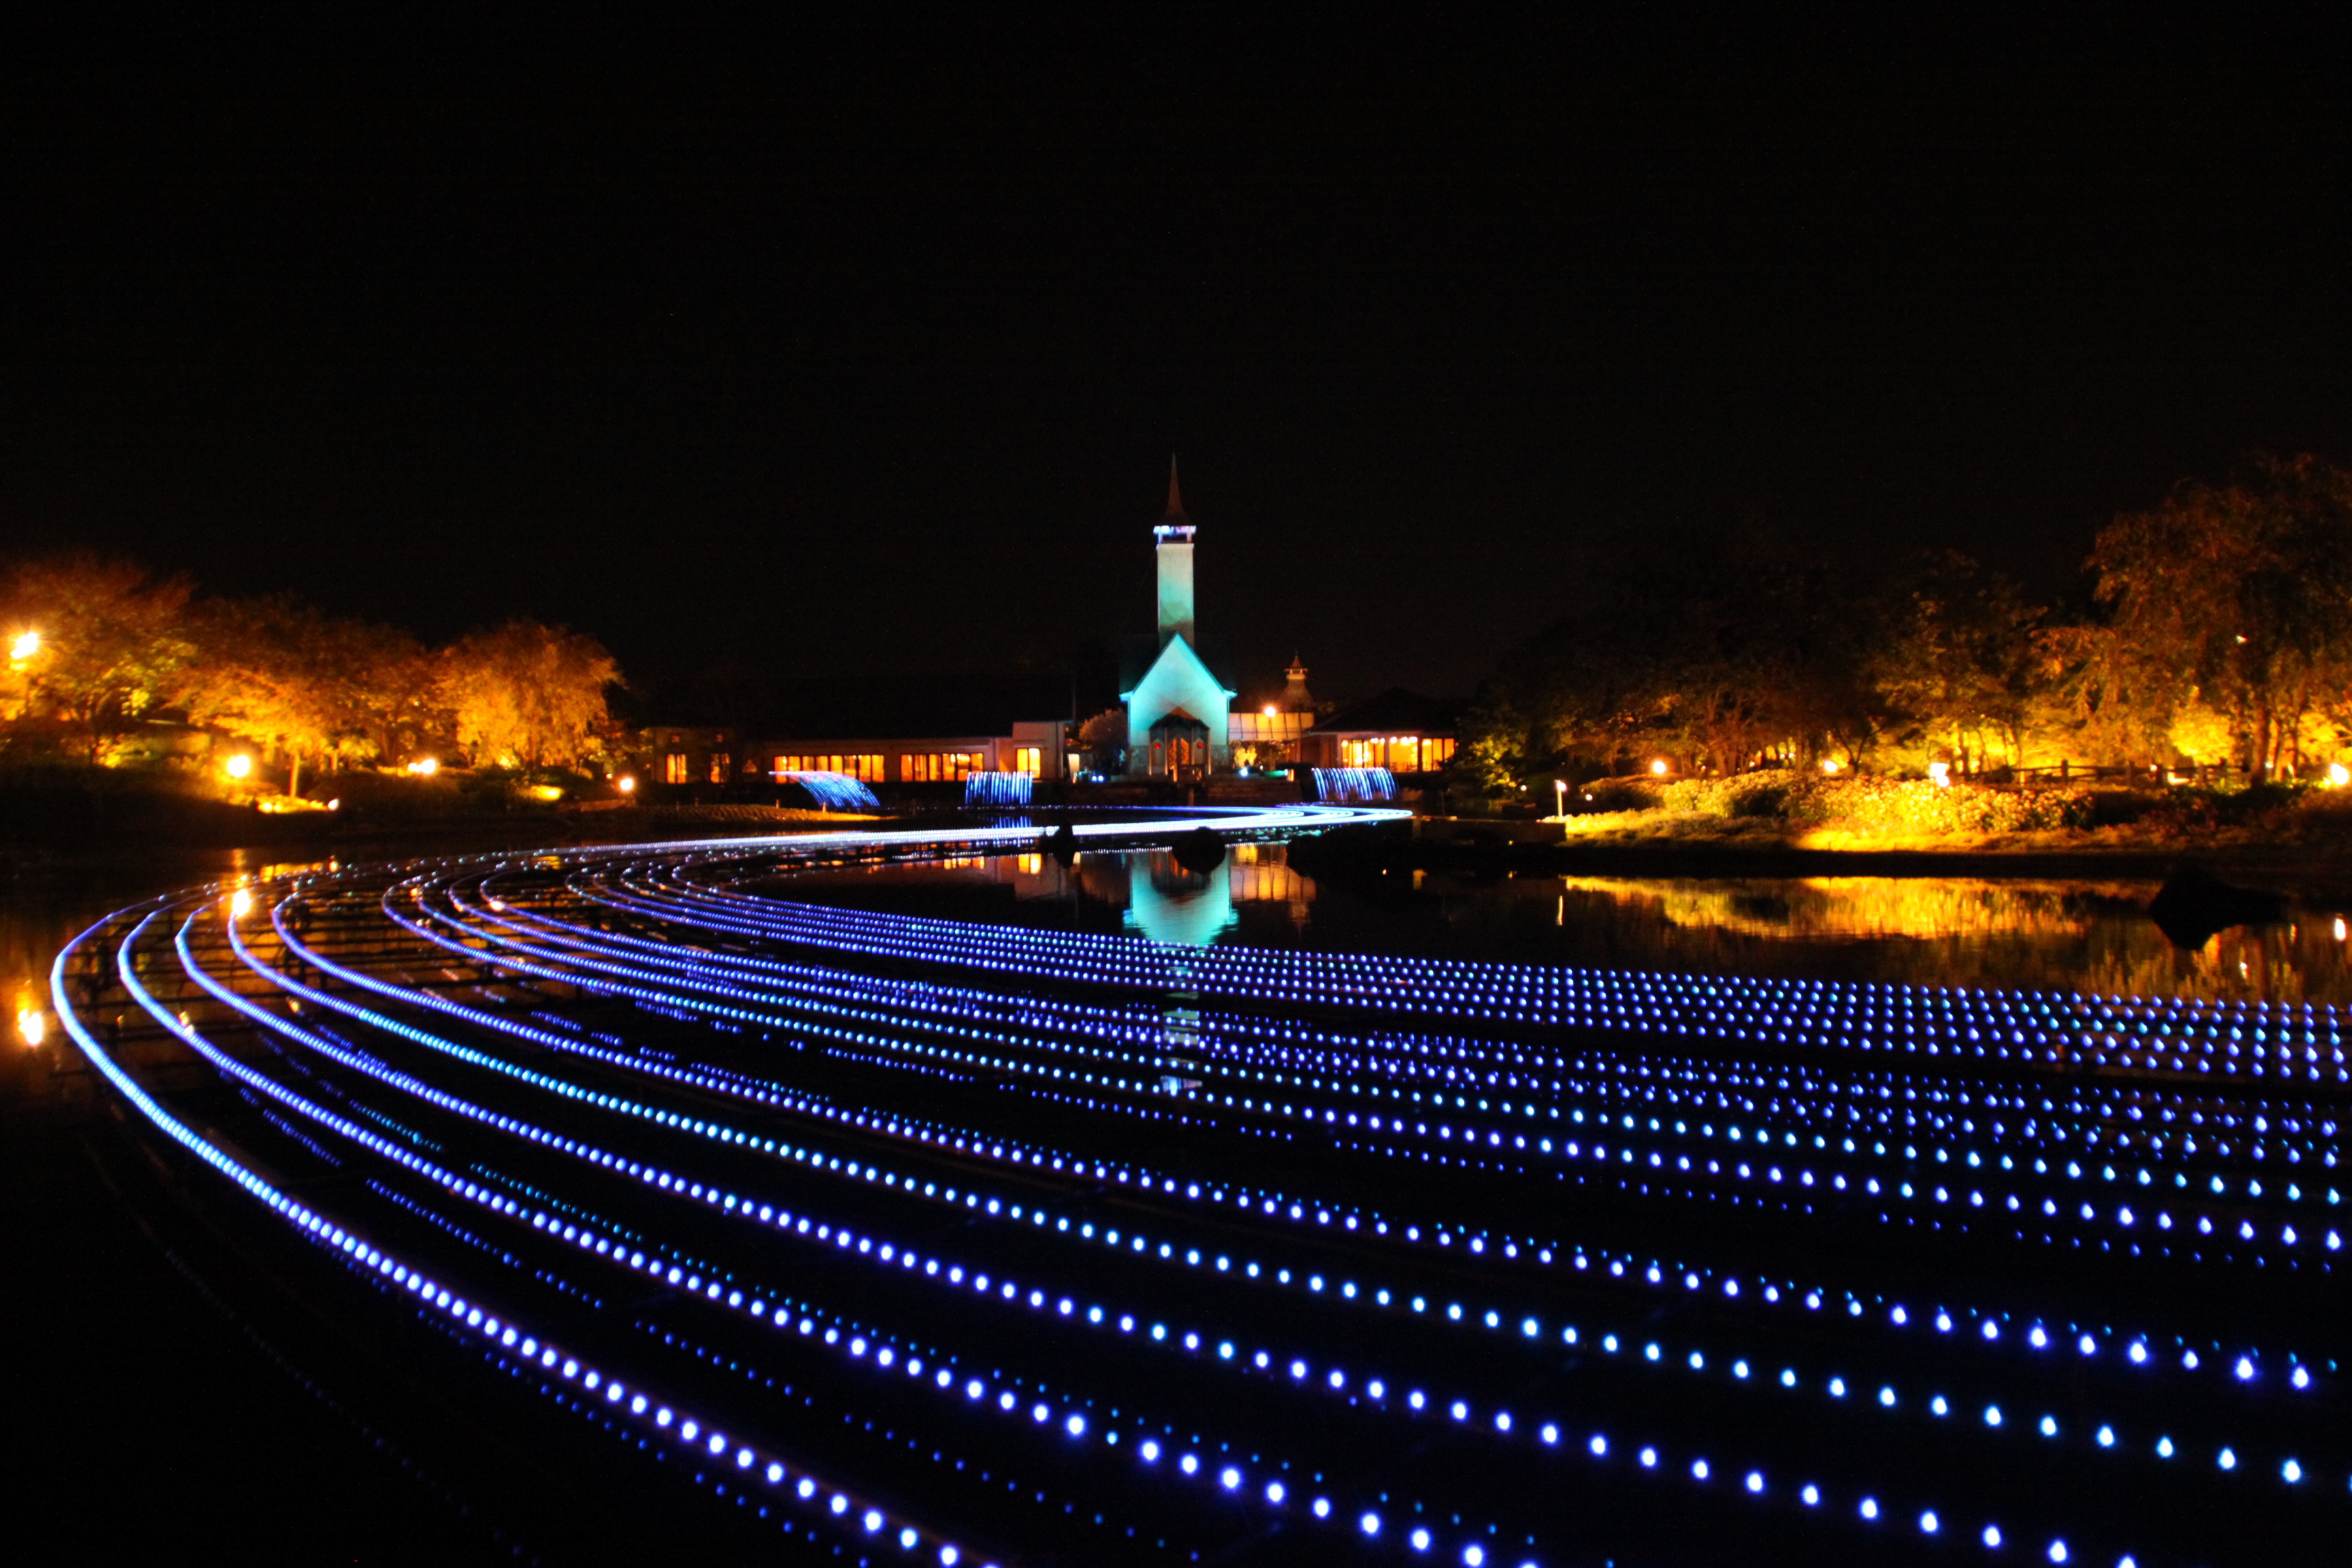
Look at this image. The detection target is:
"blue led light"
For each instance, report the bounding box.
[52,808,2313,1568]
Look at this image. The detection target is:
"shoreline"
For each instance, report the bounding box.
[1307,821,2352,896]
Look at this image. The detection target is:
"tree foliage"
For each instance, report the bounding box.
[1,555,194,760]
[1484,553,1879,786]
[1,552,623,783]
[176,596,438,794]
[1465,453,2352,786]
[2087,455,2352,779]
[1865,553,2040,772]
[440,620,621,770]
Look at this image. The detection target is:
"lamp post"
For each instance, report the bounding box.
[1553,779,1566,819]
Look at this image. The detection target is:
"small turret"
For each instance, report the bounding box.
[1279,655,1314,713]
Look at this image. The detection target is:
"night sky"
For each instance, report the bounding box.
[4,11,2349,706]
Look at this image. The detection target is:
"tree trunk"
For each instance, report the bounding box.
[288,750,304,800]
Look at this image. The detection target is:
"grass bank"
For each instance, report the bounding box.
[1542,768,2352,855]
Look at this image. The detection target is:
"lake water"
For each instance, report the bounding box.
[12,838,2352,1041]
[770,841,2352,1004]
[10,828,2341,1567]
[2,848,274,1049]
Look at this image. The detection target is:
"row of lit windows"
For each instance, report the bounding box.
[902,751,986,782]
[777,754,887,781]
[1338,735,1455,772]
[657,747,1044,785]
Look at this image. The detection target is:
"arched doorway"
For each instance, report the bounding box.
[1147,713,1211,781]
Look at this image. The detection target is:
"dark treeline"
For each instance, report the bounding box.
[1464,454,2352,794]
[0,555,621,791]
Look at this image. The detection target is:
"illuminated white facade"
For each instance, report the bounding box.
[1124,461,1235,777]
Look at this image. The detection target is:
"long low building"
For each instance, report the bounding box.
[1296,688,1460,774]
[628,676,1081,791]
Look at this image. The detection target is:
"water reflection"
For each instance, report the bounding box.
[1428,872,2352,1004]
[1126,858,1235,946]
[780,845,2352,1004]
[1,850,250,1072]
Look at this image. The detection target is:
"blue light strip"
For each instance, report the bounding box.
[57,909,987,1567]
[51,811,2334,1568]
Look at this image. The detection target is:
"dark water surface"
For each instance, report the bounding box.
[8,832,2345,1565]
[774,843,2352,1004]
[3,846,520,1567]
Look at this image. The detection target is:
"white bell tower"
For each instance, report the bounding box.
[1154,455,1196,650]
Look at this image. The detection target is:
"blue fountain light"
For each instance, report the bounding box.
[778,771,881,812]
[963,771,1034,807]
[1311,766,1397,803]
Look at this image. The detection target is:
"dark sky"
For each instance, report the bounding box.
[4,10,2350,705]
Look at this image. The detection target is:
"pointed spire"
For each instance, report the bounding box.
[1164,454,1187,521]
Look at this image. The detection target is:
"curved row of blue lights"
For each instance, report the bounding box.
[49,811,2342,1567]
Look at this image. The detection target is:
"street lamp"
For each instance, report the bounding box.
[7,630,37,664]
[616,774,637,795]
[225,754,254,780]
[1553,779,1567,819]
[1650,759,1669,777]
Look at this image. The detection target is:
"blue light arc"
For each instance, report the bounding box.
[44,802,2336,1568]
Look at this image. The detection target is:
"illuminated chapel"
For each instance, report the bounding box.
[1123,461,1235,777]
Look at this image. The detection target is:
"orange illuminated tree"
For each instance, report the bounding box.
[177,596,436,795]
[1,554,195,762]
[439,620,621,770]
[2088,455,2352,780]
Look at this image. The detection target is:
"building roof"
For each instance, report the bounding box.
[1315,688,1463,736]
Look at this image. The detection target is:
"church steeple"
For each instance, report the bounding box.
[1152,456,1197,649]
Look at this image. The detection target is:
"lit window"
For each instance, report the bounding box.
[664,753,689,784]
[708,753,730,783]
[1015,747,1042,776]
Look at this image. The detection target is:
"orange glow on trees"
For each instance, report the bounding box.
[176,595,434,798]
[2085,455,2352,781]
[1,555,193,760]
[440,620,621,770]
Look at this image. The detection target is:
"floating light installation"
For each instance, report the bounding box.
[45,806,2342,1567]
